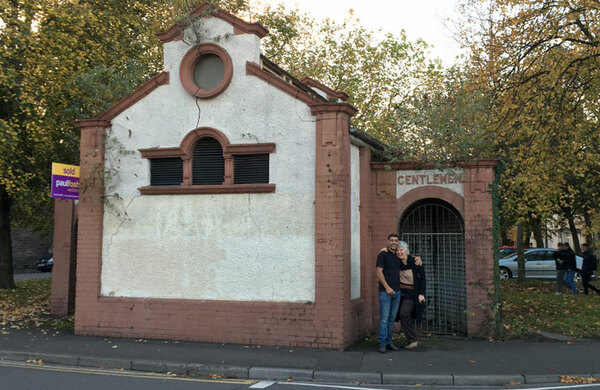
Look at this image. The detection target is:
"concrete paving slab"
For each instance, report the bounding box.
[78,356,132,370]
[249,367,314,381]
[0,350,27,361]
[27,352,78,366]
[453,374,525,386]
[382,373,453,385]
[131,359,169,373]
[524,374,562,384]
[313,370,382,384]
[186,363,249,379]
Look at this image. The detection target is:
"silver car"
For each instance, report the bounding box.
[499,248,585,281]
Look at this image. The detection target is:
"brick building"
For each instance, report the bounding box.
[57,4,497,349]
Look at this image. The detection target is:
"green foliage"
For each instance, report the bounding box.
[462,0,600,230]
[395,64,496,162]
[0,0,176,287]
[254,6,440,142]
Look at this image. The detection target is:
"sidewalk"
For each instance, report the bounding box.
[1,329,599,386]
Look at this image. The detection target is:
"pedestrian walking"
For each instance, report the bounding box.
[581,243,600,296]
[562,242,578,294]
[552,243,571,295]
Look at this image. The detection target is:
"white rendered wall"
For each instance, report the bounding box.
[350,145,361,300]
[100,18,316,302]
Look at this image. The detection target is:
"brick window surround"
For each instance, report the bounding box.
[179,43,233,99]
[138,127,275,195]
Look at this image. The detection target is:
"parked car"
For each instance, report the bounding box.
[498,246,517,259]
[499,248,586,281]
[37,256,53,272]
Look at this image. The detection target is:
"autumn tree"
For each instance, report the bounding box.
[452,0,600,250]
[253,4,440,142]
[0,0,178,289]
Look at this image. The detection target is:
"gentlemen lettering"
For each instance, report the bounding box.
[397,173,463,185]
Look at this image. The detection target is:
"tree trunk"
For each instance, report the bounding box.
[500,227,509,246]
[516,222,525,281]
[531,216,544,248]
[567,215,581,254]
[0,186,15,289]
[583,213,593,248]
[522,225,532,248]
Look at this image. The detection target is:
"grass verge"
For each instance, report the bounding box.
[2,277,598,340]
[500,279,600,339]
[0,278,73,334]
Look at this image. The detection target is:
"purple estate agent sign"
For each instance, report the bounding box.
[51,162,80,200]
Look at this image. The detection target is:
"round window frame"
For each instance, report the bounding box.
[179,43,233,99]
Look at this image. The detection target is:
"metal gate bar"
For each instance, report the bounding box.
[400,201,466,335]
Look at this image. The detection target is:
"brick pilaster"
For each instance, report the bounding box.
[311,103,356,349]
[462,160,498,336]
[73,119,109,330]
[50,199,77,315]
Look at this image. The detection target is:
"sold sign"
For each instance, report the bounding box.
[51,162,80,200]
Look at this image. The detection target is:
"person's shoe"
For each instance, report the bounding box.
[404,341,419,350]
[378,345,387,353]
[555,292,561,295]
[386,343,399,351]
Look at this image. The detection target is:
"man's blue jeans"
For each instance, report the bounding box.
[564,271,578,294]
[378,291,401,347]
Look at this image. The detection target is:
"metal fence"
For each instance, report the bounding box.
[399,199,466,335]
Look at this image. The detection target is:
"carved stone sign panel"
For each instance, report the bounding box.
[396,169,465,199]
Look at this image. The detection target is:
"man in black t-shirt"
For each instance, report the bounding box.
[375,233,402,353]
[563,243,578,294]
[552,243,571,295]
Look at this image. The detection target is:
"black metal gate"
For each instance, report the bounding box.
[399,198,466,335]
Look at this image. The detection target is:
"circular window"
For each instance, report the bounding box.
[193,54,225,90]
[180,43,233,98]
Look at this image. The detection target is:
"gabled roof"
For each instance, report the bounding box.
[77,3,357,127]
[301,77,349,102]
[157,2,268,43]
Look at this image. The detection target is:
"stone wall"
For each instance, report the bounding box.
[11,227,52,272]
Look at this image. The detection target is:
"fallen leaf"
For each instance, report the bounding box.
[561,375,600,384]
[468,360,476,364]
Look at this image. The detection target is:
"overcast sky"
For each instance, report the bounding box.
[251,0,465,67]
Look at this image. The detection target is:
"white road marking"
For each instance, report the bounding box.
[0,360,254,384]
[279,382,383,390]
[280,380,600,390]
[250,380,277,388]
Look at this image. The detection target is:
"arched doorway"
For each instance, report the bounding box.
[399,198,466,335]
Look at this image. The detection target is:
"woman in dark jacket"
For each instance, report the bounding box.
[394,241,426,349]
